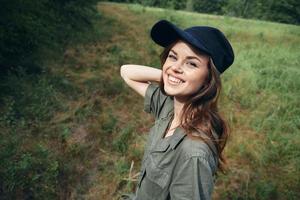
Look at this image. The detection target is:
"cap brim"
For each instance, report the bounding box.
[150,20,209,54]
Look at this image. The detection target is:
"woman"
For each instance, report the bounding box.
[120,20,234,200]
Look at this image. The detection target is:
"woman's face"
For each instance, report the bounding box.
[162,41,210,100]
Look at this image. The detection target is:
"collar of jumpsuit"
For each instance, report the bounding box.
[156,111,187,149]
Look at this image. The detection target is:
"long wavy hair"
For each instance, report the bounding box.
[158,40,229,173]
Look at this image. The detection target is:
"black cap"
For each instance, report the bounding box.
[150,20,234,74]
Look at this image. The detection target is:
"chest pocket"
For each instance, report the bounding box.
[149,140,175,170]
[138,164,170,198]
[137,142,170,190]
[145,165,169,188]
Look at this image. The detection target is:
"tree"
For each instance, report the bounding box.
[192,0,225,14]
[222,0,300,24]
[259,0,300,24]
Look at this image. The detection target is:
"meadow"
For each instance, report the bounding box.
[1,2,299,199]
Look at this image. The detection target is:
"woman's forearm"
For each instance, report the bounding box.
[120,64,162,83]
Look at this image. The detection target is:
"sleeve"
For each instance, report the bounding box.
[169,156,214,200]
[144,82,168,119]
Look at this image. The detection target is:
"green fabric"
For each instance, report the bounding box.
[122,83,218,200]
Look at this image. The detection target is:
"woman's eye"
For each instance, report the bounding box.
[187,62,197,67]
[168,54,177,60]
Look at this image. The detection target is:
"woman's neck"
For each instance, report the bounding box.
[173,96,186,122]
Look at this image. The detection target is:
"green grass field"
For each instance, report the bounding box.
[1,2,299,199]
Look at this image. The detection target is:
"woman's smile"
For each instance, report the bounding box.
[167,74,185,85]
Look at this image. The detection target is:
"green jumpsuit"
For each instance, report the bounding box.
[121,83,218,200]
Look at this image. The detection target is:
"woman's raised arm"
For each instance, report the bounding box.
[120,64,162,97]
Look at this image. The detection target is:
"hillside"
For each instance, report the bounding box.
[1,2,299,199]
[80,3,300,199]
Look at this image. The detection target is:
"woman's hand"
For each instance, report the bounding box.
[120,64,162,97]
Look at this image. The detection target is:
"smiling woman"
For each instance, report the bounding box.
[120,20,234,200]
[161,41,210,100]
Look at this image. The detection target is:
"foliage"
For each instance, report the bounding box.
[0,136,60,199]
[192,0,225,14]
[0,0,100,198]
[104,0,187,10]
[0,68,71,198]
[0,69,64,124]
[113,125,134,154]
[1,1,299,199]
[0,0,99,72]
[222,0,300,24]
[104,0,300,25]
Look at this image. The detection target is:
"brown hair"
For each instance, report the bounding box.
[159,40,229,173]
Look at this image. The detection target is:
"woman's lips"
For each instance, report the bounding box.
[167,74,184,85]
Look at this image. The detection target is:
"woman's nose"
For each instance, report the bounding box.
[171,61,183,73]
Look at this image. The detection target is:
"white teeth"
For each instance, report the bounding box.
[168,75,183,84]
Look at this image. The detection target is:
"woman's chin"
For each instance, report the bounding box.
[164,86,182,97]
[164,80,191,97]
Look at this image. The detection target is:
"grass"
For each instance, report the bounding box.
[0,1,299,199]
[95,3,300,199]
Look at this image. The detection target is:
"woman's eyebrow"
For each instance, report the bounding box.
[171,49,202,63]
[186,56,202,63]
[170,50,177,55]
